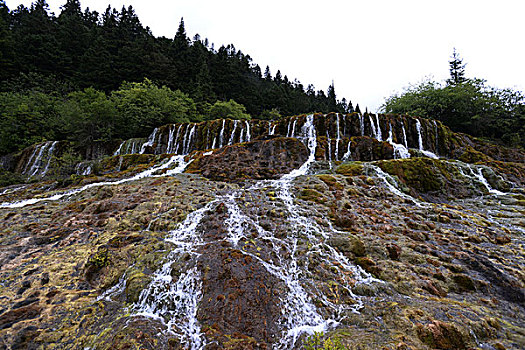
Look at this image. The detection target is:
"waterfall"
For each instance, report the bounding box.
[219,120,226,148]
[374,115,382,141]
[366,164,423,207]
[245,120,251,142]
[228,120,239,145]
[286,118,293,137]
[166,126,176,154]
[342,140,352,161]
[141,128,158,154]
[113,142,124,156]
[1,155,191,209]
[415,120,438,159]
[291,119,297,138]
[458,164,506,196]
[183,125,197,155]
[271,124,277,136]
[23,141,57,178]
[402,122,408,148]
[387,125,410,159]
[359,114,365,136]
[369,115,377,140]
[174,125,184,154]
[135,200,217,350]
[335,113,341,161]
[326,130,333,168]
[41,141,57,176]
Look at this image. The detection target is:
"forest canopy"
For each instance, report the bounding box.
[0,0,354,155]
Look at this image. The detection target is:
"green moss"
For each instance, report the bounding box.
[378,158,448,193]
[298,189,325,203]
[335,162,363,176]
[458,146,493,163]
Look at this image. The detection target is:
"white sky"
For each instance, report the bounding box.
[5,0,525,112]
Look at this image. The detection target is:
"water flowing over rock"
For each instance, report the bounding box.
[0,112,524,349]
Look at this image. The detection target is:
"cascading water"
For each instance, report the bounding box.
[219,120,226,148]
[127,114,380,349]
[415,120,438,159]
[23,141,58,178]
[1,155,191,209]
[374,114,382,141]
[369,115,377,140]
[141,128,158,154]
[359,114,365,136]
[245,120,251,142]
[228,120,239,145]
[387,125,410,159]
[334,113,341,161]
[326,130,333,169]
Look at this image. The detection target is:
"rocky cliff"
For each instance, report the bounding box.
[0,113,524,350]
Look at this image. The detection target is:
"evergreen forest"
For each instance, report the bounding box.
[0,0,353,155]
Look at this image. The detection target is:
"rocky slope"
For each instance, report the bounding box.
[0,113,524,350]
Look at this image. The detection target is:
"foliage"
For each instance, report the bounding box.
[205,99,251,120]
[58,88,117,146]
[259,108,282,120]
[111,79,197,138]
[0,90,59,155]
[0,1,353,118]
[382,78,525,148]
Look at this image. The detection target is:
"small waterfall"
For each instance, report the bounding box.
[415,120,438,159]
[359,114,365,136]
[334,113,341,161]
[135,200,217,350]
[286,118,293,137]
[219,120,226,148]
[342,140,352,161]
[387,125,410,159]
[366,164,423,207]
[271,124,277,136]
[369,115,377,140]
[23,141,58,178]
[113,142,124,156]
[228,120,239,145]
[374,115,382,141]
[245,120,251,142]
[183,125,197,155]
[458,164,506,196]
[402,122,408,148]
[166,126,176,153]
[174,125,184,154]
[205,128,210,150]
[326,130,333,168]
[1,155,191,209]
[291,119,297,138]
[141,128,158,154]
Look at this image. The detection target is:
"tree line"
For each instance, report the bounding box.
[0,0,357,156]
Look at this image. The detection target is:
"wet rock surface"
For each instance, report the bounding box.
[0,114,524,349]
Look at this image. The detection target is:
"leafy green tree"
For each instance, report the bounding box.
[0,91,58,155]
[206,99,251,120]
[112,79,197,138]
[382,78,525,147]
[58,88,116,146]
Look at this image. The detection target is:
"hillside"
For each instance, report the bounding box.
[0,113,524,349]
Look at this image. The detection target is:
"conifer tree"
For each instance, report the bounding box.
[447,48,467,86]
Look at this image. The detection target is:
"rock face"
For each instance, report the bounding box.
[0,113,524,350]
[186,136,308,181]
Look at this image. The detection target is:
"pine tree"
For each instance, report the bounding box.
[446,48,467,86]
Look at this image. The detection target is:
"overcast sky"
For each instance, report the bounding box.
[5,0,525,112]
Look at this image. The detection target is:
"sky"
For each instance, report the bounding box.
[5,0,525,112]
